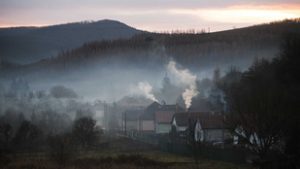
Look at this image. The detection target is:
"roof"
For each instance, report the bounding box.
[158,104,184,112]
[140,102,184,120]
[188,98,211,112]
[123,109,143,121]
[172,112,225,129]
[155,111,175,124]
[139,102,160,120]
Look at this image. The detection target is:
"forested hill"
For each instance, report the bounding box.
[0,20,142,64]
[1,19,300,80]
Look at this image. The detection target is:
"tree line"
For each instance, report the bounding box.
[0,112,102,166]
[218,33,300,169]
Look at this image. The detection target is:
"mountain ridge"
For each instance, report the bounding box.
[25,19,300,68]
[1,19,300,101]
[1,19,300,80]
[0,19,143,64]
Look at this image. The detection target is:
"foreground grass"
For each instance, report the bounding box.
[3,154,254,169]
[1,137,254,169]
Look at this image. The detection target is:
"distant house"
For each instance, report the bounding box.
[139,102,160,132]
[122,108,144,136]
[139,102,184,134]
[154,104,184,134]
[171,112,231,143]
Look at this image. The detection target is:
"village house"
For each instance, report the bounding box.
[121,101,184,136]
[171,112,232,144]
[122,109,143,136]
[138,102,160,133]
[154,104,184,134]
[138,102,184,134]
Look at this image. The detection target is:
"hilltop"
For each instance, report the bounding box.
[0,19,142,64]
[12,19,300,72]
[1,19,300,101]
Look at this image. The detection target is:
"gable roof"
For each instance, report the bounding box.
[123,109,143,121]
[140,102,184,120]
[155,111,176,124]
[139,102,160,120]
[159,104,184,112]
[172,112,225,129]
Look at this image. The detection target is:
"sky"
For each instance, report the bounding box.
[0,0,300,32]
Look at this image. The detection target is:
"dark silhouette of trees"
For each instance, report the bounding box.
[273,33,300,169]
[13,120,43,150]
[225,60,284,160]
[72,117,101,148]
[0,123,12,148]
[221,33,300,169]
[0,122,13,166]
[48,133,74,167]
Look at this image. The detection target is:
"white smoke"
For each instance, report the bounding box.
[167,60,198,109]
[131,81,158,102]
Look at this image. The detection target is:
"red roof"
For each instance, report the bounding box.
[155,111,176,124]
[173,112,225,129]
[140,102,184,120]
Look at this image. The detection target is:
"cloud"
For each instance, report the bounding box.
[1,0,299,10]
[0,0,299,31]
[170,4,300,24]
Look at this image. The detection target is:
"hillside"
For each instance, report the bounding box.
[0,20,142,64]
[12,19,300,73]
[1,19,299,101]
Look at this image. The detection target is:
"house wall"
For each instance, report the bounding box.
[126,121,139,131]
[224,130,232,140]
[171,118,187,132]
[177,126,187,132]
[204,129,224,142]
[155,123,171,134]
[140,120,154,131]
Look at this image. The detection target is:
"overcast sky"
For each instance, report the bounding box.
[1,0,300,32]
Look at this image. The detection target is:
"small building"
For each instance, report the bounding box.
[154,104,184,134]
[139,102,160,133]
[171,112,231,144]
[122,109,143,136]
[139,102,184,134]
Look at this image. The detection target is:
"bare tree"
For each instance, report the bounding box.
[72,117,101,148]
[221,60,288,168]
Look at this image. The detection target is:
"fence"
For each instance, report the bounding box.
[133,133,252,164]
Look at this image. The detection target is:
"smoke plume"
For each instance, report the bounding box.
[167,60,198,109]
[132,81,158,102]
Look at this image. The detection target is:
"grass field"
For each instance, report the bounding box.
[1,137,255,169]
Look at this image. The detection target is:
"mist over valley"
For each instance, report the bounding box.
[1,17,300,169]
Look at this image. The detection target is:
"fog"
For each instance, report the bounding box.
[1,18,300,169]
[0,53,228,124]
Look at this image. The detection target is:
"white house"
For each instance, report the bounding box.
[171,112,232,143]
